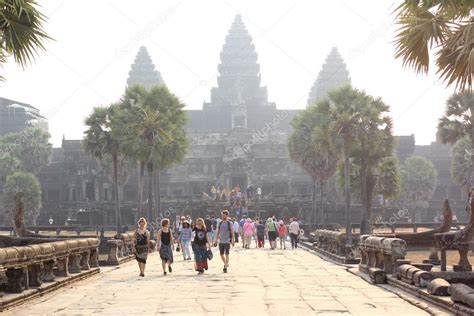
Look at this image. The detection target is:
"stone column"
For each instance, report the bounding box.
[27,263,44,287]
[80,251,91,270]
[55,256,69,277]
[43,260,56,282]
[107,240,121,265]
[89,248,99,267]
[68,253,82,273]
[6,267,26,293]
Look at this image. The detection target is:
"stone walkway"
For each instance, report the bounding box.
[5,245,430,315]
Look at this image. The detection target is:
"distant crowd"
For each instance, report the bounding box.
[132,211,301,277]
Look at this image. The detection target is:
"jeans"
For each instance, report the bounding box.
[182,240,191,259]
[290,233,298,248]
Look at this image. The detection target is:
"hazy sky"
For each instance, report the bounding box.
[1,0,454,147]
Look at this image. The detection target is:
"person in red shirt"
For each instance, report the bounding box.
[278,220,288,250]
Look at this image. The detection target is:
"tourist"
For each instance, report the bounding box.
[266,217,278,250]
[239,216,246,247]
[211,214,217,240]
[48,216,54,225]
[257,186,262,200]
[204,215,213,235]
[233,218,240,243]
[243,218,254,249]
[211,185,217,199]
[192,218,212,274]
[216,186,221,201]
[179,220,192,260]
[256,220,265,248]
[278,220,287,250]
[289,217,300,249]
[133,217,150,277]
[214,210,235,273]
[157,218,174,275]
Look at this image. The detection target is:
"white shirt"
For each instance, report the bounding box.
[233,221,239,233]
[289,221,300,235]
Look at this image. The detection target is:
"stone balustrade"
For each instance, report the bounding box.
[359,235,407,277]
[0,238,99,293]
[310,229,359,264]
[106,232,156,265]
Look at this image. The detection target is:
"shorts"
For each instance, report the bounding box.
[268,231,277,241]
[219,243,230,255]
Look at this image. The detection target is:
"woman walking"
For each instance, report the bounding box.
[192,218,212,274]
[179,221,192,260]
[157,218,174,275]
[242,218,254,249]
[133,217,150,277]
[266,217,278,250]
[278,220,287,250]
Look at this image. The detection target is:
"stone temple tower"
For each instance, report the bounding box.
[187,14,286,132]
[127,46,165,89]
[307,47,351,106]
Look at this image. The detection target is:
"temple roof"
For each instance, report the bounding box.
[127,46,165,89]
[210,14,267,107]
[307,47,351,106]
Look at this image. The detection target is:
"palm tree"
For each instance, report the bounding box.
[0,0,50,80]
[119,85,187,223]
[83,105,123,235]
[289,104,338,225]
[355,96,394,234]
[393,1,474,91]
[323,85,364,244]
[437,92,474,192]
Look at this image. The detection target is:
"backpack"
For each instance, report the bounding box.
[218,220,232,240]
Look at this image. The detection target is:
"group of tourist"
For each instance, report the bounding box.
[132,211,300,277]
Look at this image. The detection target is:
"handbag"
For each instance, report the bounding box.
[206,249,213,260]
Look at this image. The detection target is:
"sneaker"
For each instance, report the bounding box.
[169,266,172,273]
[223,267,227,273]
[163,272,167,275]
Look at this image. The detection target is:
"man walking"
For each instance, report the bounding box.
[289,217,300,249]
[214,210,235,273]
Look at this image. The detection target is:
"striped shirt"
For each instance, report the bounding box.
[180,228,192,242]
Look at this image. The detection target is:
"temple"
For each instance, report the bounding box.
[187,15,297,132]
[3,15,466,226]
[307,47,351,106]
[0,97,48,136]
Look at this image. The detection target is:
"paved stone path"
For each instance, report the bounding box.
[5,246,429,315]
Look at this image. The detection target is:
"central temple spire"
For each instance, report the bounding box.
[210,14,268,109]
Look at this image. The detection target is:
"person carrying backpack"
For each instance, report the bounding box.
[214,210,235,273]
[266,217,278,250]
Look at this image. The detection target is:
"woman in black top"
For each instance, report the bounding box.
[192,217,212,274]
[157,218,174,275]
[133,217,150,277]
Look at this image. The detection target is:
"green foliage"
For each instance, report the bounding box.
[437,92,474,145]
[3,171,41,224]
[0,127,52,175]
[288,103,338,183]
[400,155,438,209]
[376,157,401,201]
[0,0,51,80]
[118,84,188,169]
[451,136,474,192]
[0,153,20,182]
[393,1,474,90]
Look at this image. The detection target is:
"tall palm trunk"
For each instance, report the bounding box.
[360,137,369,234]
[344,140,352,246]
[153,169,158,220]
[113,154,122,236]
[147,161,154,222]
[319,180,324,225]
[471,127,474,193]
[156,170,161,219]
[137,161,145,218]
[312,178,317,225]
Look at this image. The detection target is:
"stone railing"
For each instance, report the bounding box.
[106,232,156,265]
[359,235,407,283]
[309,229,359,264]
[0,237,99,293]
